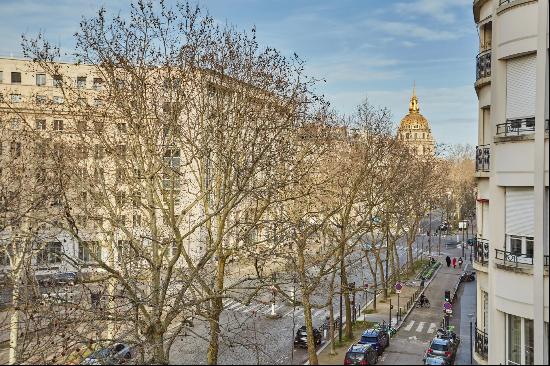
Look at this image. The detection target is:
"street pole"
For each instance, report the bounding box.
[428,207,432,255]
[364,288,368,322]
[462,224,465,258]
[438,229,442,256]
[339,282,343,343]
[389,298,392,327]
[384,256,389,299]
[470,319,473,365]
[397,292,400,324]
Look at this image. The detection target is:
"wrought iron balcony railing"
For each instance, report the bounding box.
[545,255,549,268]
[496,117,535,136]
[495,249,533,266]
[475,327,488,360]
[474,238,489,265]
[475,145,490,172]
[476,51,491,80]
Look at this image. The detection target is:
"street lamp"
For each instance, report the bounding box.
[469,313,475,365]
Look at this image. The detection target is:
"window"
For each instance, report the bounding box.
[163,148,181,189]
[36,73,46,86]
[510,236,522,256]
[0,70,3,83]
[37,242,62,265]
[93,98,103,107]
[93,77,103,90]
[115,191,126,207]
[36,167,46,184]
[94,145,105,159]
[36,95,46,104]
[10,118,21,129]
[36,119,46,130]
[132,214,141,227]
[76,76,86,89]
[53,96,64,104]
[525,237,534,258]
[10,94,22,103]
[0,250,10,266]
[78,241,101,262]
[53,119,64,131]
[10,141,21,157]
[53,75,62,87]
[507,314,534,365]
[117,122,127,133]
[11,72,21,84]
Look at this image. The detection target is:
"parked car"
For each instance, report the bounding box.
[358,328,389,355]
[37,272,78,286]
[424,355,450,365]
[466,237,477,246]
[294,326,322,348]
[425,338,458,364]
[81,343,133,365]
[344,343,378,365]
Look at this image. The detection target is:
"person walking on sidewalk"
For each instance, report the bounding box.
[458,257,463,268]
[446,256,451,267]
[452,257,457,269]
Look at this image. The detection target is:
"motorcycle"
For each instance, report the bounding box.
[416,297,431,308]
[461,271,475,282]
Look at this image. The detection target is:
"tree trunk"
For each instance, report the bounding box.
[148,324,168,365]
[302,293,319,365]
[378,258,386,300]
[9,280,19,365]
[207,257,226,365]
[341,269,353,339]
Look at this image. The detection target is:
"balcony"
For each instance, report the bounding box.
[475,145,490,172]
[476,50,491,80]
[474,238,489,266]
[475,327,488,360]
[496,117,535,137]
[495,248,533,267]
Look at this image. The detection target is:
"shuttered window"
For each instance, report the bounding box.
[482,203,490,238]
[505,187,534,237]
[506,54,536,119]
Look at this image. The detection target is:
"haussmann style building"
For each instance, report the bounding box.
[472,0,549,364]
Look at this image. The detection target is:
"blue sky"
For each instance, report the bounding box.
[0,0,478,145]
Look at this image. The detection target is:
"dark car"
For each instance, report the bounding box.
[358,329,389,355]
[466,237,477,246]
[344,343,378,365]
[425,338,458,363]
[81,343,133,365]
[424,355,450,365]
[294,326,322,348]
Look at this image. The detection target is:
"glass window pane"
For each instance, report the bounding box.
[508,314,521,365]
[524,319,534,365]
[510,236,522,255]
[525,237,534,258]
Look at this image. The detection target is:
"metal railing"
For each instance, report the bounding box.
[476,51,491,80]
[474,238,489,266]
[475,145,490,172]
[496,117,535,136]
[495,249,533,266]
[475,327,489,360]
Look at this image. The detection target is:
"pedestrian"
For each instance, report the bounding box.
[458,257,463,268]
[446,256,451,267]
[452,257,457,269]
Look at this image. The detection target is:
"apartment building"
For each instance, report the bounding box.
[0,57,211,280]
[472,0,548,364]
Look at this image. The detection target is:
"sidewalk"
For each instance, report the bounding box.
[316,260,432,365]
[453,272,477,365]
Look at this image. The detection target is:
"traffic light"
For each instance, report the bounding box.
[444,290,451,302]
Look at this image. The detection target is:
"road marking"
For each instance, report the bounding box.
[227,302,243,310]
[283,309,295,317]
[313,309,325,318]
[223,299,234,308]
[243,304,262,313]
[416,321,425,333]
[404,320,415,331]
[427,323,438,334]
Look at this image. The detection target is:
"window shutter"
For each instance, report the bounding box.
[482,203,490,238]
[506,54,536,119]
[505,187,534,236]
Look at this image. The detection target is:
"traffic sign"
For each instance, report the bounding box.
[443,301,452,310]
[445,309,453,314]
[394,283,402,294]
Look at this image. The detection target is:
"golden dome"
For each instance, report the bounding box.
[398,84,431,131]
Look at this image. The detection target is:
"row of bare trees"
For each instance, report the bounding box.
[0,1,476,364]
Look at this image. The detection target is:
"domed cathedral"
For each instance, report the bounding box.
[397,84,435,156]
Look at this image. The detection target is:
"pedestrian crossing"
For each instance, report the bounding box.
[402,320,438,334]
[222,298,328,322]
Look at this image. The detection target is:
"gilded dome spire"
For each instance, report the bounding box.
[409,81,419,113]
